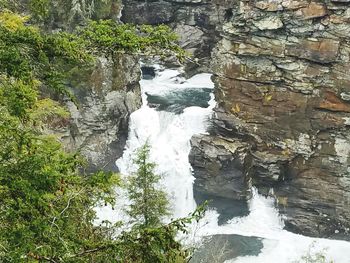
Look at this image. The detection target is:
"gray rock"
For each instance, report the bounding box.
[190,234,264,263]
[189,135,251,200]
[121,0,235,72]
[50,55,141,172]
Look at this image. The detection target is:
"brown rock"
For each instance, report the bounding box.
[328,14,350,24]
[255,1,280,12]
[298,2,327,19]
[310,111,348,130]
[281,0,308,10]
[330,63,350,89]
[286,38,339,63]
[123,0,350,240]
[234,36,285,58]
[317,91,350,112]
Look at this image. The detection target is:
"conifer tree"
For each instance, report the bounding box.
[126,143,169,228]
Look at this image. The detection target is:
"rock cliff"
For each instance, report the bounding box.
[209,0,350,240]
[123,0,350,240]
[44,1,142,172]
[50,56,141,172]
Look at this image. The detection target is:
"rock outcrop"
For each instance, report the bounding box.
[42,1,142,172]
[189,134,250,200]
[190,234,263,263]
[50,56,141,172]
[122,0,233,71]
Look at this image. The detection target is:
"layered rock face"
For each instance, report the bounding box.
[50,56,141,172]
[207,0,350,239]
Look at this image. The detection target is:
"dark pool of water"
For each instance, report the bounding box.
[146,88,212,114]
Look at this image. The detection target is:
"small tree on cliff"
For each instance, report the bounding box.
[120,143,204,262]
[126,143,169,228]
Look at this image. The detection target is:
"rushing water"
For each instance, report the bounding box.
[97,65,350,262]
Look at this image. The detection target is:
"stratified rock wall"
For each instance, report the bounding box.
[211,0,350,239]
[189,134,250,200]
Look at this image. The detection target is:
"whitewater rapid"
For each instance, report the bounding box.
[97,66,350,263]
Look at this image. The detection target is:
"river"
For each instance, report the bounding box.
[97,65,350,263]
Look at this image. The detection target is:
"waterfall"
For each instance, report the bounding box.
[97,65,350,263]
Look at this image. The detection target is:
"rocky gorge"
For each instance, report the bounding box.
[122,0,350,240]
[44,0,350,241]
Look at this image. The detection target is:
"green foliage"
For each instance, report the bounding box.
[29,98,71,127]
[0,108,121,262]
[29,0,50,21]
[117,220,189,263]
[0,0,22,13]
[81,21,187,61]
[0,79,38,119]
[126,143,169,228]
[0,10,185,103]
[0,10,92,104]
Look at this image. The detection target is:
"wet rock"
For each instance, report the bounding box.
[141,66,156,80]
[274,133,350,239]
[190,234,264,263]
[189,135,251,200]
[249,151,290,194]
[194,189,249,225]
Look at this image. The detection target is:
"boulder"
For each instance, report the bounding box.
[189,135,250,200]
